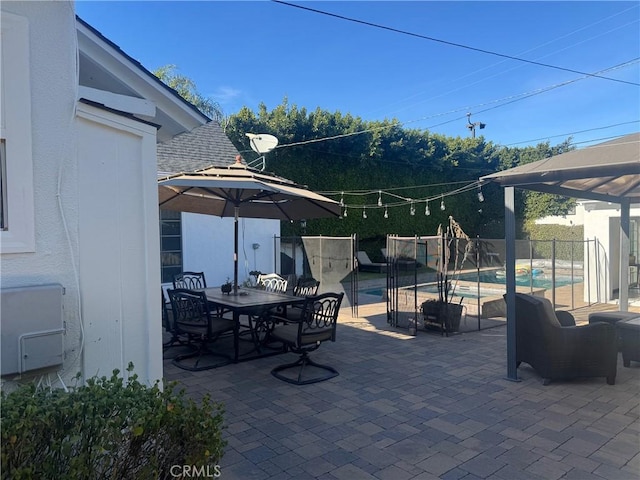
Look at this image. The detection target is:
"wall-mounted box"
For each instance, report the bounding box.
[1,284,64,375]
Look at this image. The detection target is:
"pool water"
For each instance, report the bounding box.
[458,270,582,289]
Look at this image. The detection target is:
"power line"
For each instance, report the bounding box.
[272,0,640,87]
[502,121,640,146]
[269,57,638,153]
[369,5,640,118]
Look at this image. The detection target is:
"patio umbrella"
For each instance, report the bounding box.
[158,156,341,294]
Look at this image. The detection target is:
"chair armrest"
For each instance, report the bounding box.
[269,313,304,325]
[556,322,616,351]
[556,310,576,327]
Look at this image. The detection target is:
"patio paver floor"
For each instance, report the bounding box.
[163,302,640,480]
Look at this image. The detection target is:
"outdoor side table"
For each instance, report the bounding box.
[588,311,639,351]
[617,317,640,367]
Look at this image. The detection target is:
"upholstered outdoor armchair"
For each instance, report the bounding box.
[511,293,617,385]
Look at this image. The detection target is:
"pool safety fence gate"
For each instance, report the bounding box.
[276,235,359,317]
[386,235,594,333]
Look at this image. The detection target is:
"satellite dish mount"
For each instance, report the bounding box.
[245,133,279,171]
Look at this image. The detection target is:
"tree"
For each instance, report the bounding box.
[153,65,225,123]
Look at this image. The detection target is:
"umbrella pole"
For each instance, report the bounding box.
[234,206,239,295]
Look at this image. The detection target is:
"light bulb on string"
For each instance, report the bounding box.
[477,188,484,202]
[440,197,446,211]
[377,190,383,207]
[343,206,348,217]
[362,206,367,219]
[425,202,430,216]
[339,192,344,207]
[410,202,416,216]
[384,206,389,219]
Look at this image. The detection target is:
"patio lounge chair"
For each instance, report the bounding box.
[356,251,387,273]
[511,293,617,385]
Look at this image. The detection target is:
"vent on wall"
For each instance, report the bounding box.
[1,284,65,375]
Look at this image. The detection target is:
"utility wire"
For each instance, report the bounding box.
[270,58,639,152]
[372,6,639,117]
[272,0,640,87]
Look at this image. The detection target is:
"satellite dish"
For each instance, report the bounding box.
[246,133,279,154]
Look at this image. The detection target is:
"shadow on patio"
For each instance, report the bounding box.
[163,302,640,480]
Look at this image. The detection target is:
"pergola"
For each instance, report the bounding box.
[481,132,640,380]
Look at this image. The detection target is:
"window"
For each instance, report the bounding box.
[0,12,35,253]
[160,209,182,283]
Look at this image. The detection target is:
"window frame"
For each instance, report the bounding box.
[0,12,35,253]
[160,209,183,283]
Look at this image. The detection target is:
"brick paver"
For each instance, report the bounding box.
[163,301,640,479]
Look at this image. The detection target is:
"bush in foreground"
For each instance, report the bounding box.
[1,364,225,479]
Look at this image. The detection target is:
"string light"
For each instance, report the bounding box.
[328,179,486,217]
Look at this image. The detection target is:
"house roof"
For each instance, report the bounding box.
[157,121,241,174]
[481,132,640,203]
[76,16,209,142]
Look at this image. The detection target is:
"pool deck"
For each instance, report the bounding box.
[164,293,640,480]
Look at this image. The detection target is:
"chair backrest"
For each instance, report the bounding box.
[167,288,212,335]
[173,271,207,289]
[293,277,320,297]
[297,292,344,344]
[257,273,288,293]
[512,293,564,349]
[356,251,373,265]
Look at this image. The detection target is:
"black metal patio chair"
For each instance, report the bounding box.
[167,288,238,371]
[173,271,207,289]
[269,292,344,385]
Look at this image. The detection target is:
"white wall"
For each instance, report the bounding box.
[1,1,162,388]
[535,203,585,226]
[77,104,162,384]
[181,214,279,287]
[583,201,640,302]
[1,2,81,385]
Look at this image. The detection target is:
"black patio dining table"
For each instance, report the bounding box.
[203,287,304,360]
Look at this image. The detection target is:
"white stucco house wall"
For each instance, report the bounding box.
[535,200,640,303]
[582,201,640,303]
[1,2,278,389]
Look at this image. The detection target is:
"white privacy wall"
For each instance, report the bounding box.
[181,214,280,287]
[0,2,82,384]
[77,104,162,384]
[583,203,640,303]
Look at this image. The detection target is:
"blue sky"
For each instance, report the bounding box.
[76,1,639,148]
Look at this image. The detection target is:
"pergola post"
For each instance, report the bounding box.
[504,186,519,381]
[619,199,631,312]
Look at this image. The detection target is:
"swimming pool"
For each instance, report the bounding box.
[458,270,583,289]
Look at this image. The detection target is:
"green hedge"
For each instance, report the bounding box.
[1,364,225,479]
[523,222,584,261]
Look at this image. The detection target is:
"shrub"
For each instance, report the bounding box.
[1,363,225,479]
